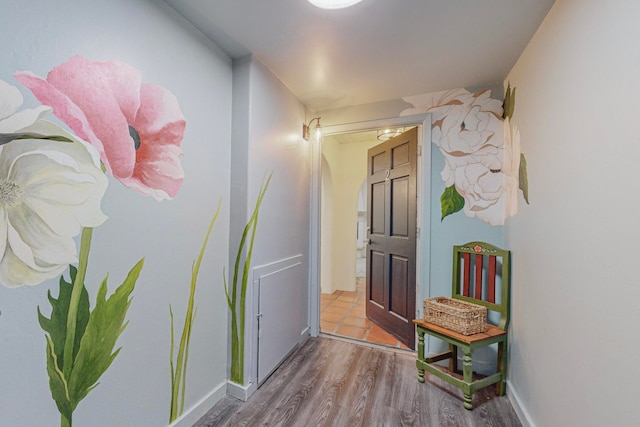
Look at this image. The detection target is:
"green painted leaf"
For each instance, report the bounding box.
[502,85,510,119]
[229,171,272,384]
[508,87,516,118]
[66,258,144,408]
[441,185,465,221]
[519,153,530,204]
[0,132,73,145]
[502,84,516,119]
[45,335,72,421]
[37,266,90,371]
[170,200,222,422]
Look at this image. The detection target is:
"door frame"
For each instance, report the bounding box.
[309,113,432,349]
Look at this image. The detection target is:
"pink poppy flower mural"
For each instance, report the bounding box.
[1,56,187,427]
[15,56,186,201]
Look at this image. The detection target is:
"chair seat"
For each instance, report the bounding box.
[413,319,505,345]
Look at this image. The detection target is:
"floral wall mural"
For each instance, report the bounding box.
[0,2,243,426]
[225,173,271,386]
[169,200,221,423]
[1,56,187,427]
[401,86,528,226]
[15,56,186,201]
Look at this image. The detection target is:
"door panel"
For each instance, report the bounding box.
[390,255,408,317]
[371,151,388,174]
[392,142,410,167]
[391,177,409,236]
[370,250,385,305]
[366,127,417,349]
[371,182,386,234]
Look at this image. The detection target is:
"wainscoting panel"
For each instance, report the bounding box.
[253,255,308,384]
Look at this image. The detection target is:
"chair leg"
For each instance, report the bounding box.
[448,343,457,373]
[462,348,473,410]
[416,330,425,383]
[496,340,507,396]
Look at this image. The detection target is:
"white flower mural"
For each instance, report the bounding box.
[0,81,108,287]
[2,54,187,427]
[401,85,528,226]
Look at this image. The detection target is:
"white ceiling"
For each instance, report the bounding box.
[165,0,555,112]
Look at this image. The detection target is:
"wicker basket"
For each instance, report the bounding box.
[423,297,487,335]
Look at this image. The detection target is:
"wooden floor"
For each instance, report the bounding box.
[194,336,522,427]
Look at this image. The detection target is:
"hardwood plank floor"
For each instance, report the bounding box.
[194,336,522,427]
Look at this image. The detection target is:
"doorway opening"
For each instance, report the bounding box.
[319,127,417,350]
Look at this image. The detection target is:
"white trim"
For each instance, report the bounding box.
[308,129,322,337]
[310,113,431,349]
[507,381,535,427]
[320,114,429,136]
[169,381,227,427]
[227,380,256,402]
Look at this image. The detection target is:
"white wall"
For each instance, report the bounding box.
[0,1,232,426]
[320,156,334,293]
[229,56,311,388]
[244,58,311,270]
[506,1,640,425]
[321,136,379,293]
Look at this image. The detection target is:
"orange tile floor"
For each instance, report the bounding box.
[320,278,411,350]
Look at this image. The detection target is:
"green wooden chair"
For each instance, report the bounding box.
[413,241,511,410]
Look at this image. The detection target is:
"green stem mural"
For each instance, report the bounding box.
[225,172,272,384]
[61,227,93,381]
[169,199,222,423]
[39,229,144,427]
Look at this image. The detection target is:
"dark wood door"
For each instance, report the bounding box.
[366,127,417,349]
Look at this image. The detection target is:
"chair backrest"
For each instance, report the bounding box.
[452,242,511,331]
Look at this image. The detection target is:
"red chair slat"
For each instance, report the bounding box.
[475,254,483,299]
[463,253,471,296]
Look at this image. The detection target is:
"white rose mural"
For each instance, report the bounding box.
[401,85,528,226]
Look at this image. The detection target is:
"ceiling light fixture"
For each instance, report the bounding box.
[377,127,404,141]
[308,0,363,10]
[303,117,322,141]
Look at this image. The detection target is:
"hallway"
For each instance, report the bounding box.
[320,278,411,350]
[194,336,521,426]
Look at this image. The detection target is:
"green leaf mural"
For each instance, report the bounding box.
[519,153,530,204]
[38,266,90,371]
[44,337,72,421]
[39,255,143,427]
[67,260,143,406]
[503,83,516,120]
[170,199,222,423]
[441,185,465,221]
[227,172,272,385]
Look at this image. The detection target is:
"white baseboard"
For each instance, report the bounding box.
[169,381,227,427]
[227,380,257,402]
[507,381,535,427]
[300,326,310,341]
